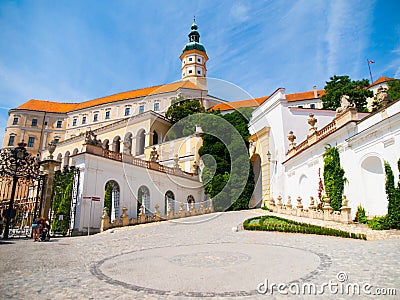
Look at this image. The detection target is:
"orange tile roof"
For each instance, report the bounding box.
[369,76,395,87]
[211,96,269,111]
[286,90,325,102]
[212,89,325,111]
[16,81,202,113]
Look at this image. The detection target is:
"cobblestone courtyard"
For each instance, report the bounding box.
[0,210,399,299]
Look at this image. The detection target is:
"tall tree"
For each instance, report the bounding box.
[387,79,400,102]
[321,75,373,112]
[165,96,205,124]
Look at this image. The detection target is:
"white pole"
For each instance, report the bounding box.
[88,198,92,236]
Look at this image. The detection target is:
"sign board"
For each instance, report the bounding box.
[83,196,101,201]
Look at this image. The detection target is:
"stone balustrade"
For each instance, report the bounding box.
[100,199,215,232]
[268,195,352,224]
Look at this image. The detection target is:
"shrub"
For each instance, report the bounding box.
[355,205,367,223]
[367,216,390,230]
[243,216,366,240]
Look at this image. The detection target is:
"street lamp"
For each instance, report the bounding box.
[0,141,40,239]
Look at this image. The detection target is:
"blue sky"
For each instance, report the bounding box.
[0,0,399,140]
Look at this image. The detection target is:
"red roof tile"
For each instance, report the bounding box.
[16,81,202,113]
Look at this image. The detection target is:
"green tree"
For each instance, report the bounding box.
[323,146,346,211]
[199,109,255,211]
[385,159,400,229]
[104,182,112,215]
[387,79,400,102]
[165,96,205,124]
[321,75,373,112]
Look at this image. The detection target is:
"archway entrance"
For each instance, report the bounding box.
[137,186,151,216]
[164,191,175,215]
[104,180,120,221]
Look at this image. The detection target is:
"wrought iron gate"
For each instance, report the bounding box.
[0,175,46,238]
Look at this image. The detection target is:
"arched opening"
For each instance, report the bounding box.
[137,185,151,216]
[187,195,195,211]
[361,156,386,216]
[153,131,159,145]
[164,191,175,215]
[123,133,133,155]
[56,153,62,162]
[250,154,262,208]
[63,151,70,167]
[103,139,109,150]
[136,129,145,155]
[112,136,121,153]
[298,174,312,201]
[104,180,120,222]
[72,148,78,155]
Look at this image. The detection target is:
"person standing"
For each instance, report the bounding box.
[32,218,40,241]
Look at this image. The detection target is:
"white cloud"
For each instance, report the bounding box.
[230,2,249,22]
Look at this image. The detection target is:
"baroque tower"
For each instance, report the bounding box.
[180,20,208,89]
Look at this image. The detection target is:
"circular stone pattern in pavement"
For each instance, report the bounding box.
[94,243,328,297]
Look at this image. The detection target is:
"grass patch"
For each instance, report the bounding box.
[243,216,366,240]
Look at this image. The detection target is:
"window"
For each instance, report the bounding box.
[31,119,38,126]
[12,117,18,125]
[310,104,315,109]
[139,105,144,114]
[8,135,15,146]
[82,116,86,124]
[182,72,185,77]
[56,120,62,128]
[93,114,98,122]
[197,58,201,63]
[44,121,48,126]
[298,106,303,108]
[189,57,193,62]
[154,103,160,111]
[105,111,110,119]
[125,107,130,116]
[197,70,201,75]
[28,137,35,147]
[72,118,77,126]
[54,138,59,144]
[188,70,192,74]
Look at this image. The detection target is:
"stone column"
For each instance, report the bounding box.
[39,159,61,219]
[121,207,129,226]
[323,197,333,221]
[296,196,303,216]
[340,195,352,224]
[144,131,154,148]
[100,207,110,232]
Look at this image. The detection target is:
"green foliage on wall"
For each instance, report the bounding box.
[323,146,346,211]
[104,182,112,216]
[384,159,400,229]
[51,167,76,233]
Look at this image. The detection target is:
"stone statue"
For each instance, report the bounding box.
[249,140,256,156]
[376,86,389,106]
[84,130,102,147]
[336,95,355,115]
[47,139,57,159]
[150,146,159,162]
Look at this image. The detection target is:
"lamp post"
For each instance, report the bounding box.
[0,141,40,239]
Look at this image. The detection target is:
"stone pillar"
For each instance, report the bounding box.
[138,205,146,223]
[209,199,214,213]
[100,207,110,232]
[286,196,292,210]
[190,202,196,215]
[269,197,275,209]
[277,195,283,213]
[121,207,129,226]
[340,195,352,224]
[144,131,154,148]
[323,197,333,221]
[154,204,161,221]
[39,159,61,219]
[296,196,303,216]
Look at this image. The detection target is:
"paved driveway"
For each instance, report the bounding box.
[0,210,399,299]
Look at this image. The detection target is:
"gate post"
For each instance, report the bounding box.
[39,159,61,220]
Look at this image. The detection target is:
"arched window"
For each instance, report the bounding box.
[56,153,62,162]
[136,129,145,155]
[187,195,195,211]
[104,180,120,221]
[63,151,70,167]
[103,139,109,150]
[72,148,78,155]
[112,136,121,153]
[153,131,159,145]
[164,191,175,215]
[137,186,151,216]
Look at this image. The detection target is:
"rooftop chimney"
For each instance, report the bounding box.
[313,86,318,98]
